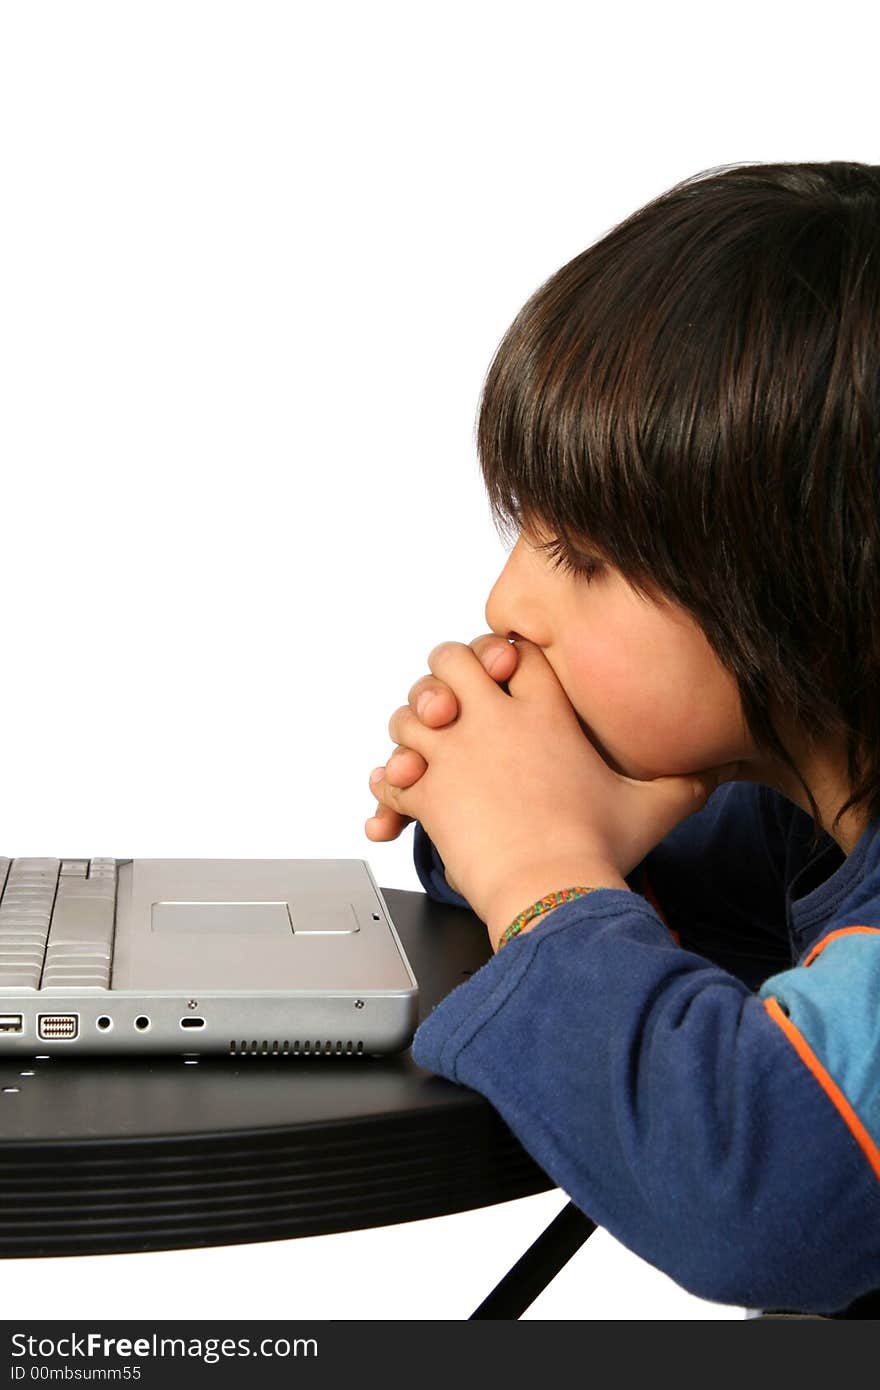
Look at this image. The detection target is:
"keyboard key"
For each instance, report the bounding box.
[0,858,59,989]
[60,861,89,877]
[41,861,116,987]
[0,857,118,992]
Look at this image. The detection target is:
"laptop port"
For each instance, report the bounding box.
[180,1017,206,1029]
[0,1014,24,1034]
[37,1014,79,1041]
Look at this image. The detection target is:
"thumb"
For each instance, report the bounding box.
[611,761,743,878]
[698,760,743,799]
[646,759,742,838]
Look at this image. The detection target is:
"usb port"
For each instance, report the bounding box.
[180,1017,206,1029]
[0,1014,23,1034]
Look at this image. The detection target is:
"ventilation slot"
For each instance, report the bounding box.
[228,1038,365,1057]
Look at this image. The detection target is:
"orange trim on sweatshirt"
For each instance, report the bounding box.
[802,925,880,969]
[763,995,880,1184]
[641,867,681,946]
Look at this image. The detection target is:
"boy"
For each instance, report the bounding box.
[365,160,880,1316]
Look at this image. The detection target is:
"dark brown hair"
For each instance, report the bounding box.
[476,161,880,853]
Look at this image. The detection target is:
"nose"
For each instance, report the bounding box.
[484,541,536,642]
[484,564,511,637]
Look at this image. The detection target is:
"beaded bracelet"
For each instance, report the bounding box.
[497,886,600,950]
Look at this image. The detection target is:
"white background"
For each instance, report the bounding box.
[1,0,876,1322]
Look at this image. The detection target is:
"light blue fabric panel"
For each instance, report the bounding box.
[759,931,880,1138]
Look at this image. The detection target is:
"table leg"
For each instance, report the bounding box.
[469,1199,597,1319]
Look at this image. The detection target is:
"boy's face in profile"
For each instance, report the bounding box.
[484,530,756,785]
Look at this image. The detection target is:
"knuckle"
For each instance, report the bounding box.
[427,639,462,666]
[408,674,437,706]
[383,777,404,805]
[387,704,410,740]
[384,748,407,781]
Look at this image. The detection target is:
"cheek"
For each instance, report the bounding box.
[563,605,746,779]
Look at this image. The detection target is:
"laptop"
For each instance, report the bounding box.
[0,857,418,1056]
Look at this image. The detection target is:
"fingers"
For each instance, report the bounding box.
[474,632,520,677]
[502,635,569,704]
[364,753,421,842]
[406,681,458,728]
[364,801,413,841]
[471,631,519,686]
[365,634,520,846]
[383,746,427,788]
[407,634,519,726]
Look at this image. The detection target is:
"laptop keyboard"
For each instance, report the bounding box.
[0,858,118,991]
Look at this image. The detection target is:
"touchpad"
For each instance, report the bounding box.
[152,901,293,933]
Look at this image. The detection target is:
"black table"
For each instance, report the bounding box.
[0,888,594,1319]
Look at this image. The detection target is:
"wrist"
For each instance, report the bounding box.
[486,861,630,951]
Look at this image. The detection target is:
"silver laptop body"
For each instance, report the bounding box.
[0,857,418,1056]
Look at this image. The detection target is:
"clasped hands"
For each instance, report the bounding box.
[365,635,739,950]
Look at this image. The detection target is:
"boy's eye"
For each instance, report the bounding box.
[541,537,603,583]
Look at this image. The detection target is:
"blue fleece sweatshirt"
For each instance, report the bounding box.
[410,781,880,1314]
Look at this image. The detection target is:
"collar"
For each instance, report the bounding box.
[789,814,880,950]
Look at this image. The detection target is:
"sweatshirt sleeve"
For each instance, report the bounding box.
[410,826,880,1312]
